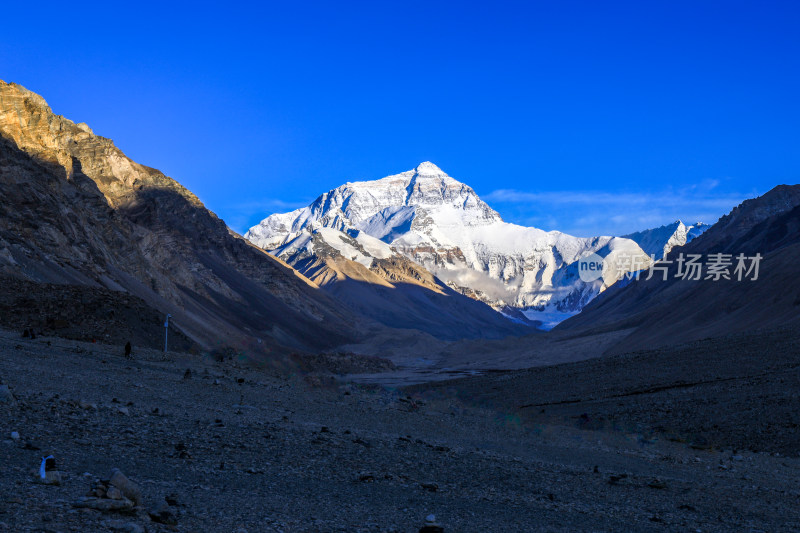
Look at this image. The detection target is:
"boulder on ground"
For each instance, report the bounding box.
[0,384,16,405]
[109,469,143,506]
[73,496,135,512]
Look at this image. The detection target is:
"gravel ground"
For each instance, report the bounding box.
[412,327,800,455]
[2,330,800,532]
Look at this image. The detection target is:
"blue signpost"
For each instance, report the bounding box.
[164,314,172,353]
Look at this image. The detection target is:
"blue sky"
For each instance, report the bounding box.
[1,1,798,236]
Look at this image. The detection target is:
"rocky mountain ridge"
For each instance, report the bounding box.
[558,184,800,352]
[0,80,359,352]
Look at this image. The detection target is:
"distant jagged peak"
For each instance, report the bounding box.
[414,161,448,178]
[623,219,710,258]
[315,162,495,217]
[404,161,457,201]
[245,162,502,249]
[344,161,458,189]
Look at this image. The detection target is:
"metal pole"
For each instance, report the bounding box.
[164,314,171,353]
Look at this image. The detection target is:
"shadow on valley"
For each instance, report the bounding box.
[410,326,800,455]
[291,254,534,341]
[0,276,194,351]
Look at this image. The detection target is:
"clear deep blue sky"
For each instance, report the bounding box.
[1,1,798,236]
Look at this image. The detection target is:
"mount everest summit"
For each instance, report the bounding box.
[246,162,699,328]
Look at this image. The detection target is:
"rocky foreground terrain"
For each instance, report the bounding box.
[2,329,800,532]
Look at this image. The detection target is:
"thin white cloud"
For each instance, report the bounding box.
[484,189,746,210]
[230,198,310,212]
[483,186,758,237]
[223,198,311,234]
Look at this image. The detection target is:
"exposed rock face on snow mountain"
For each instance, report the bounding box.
[246,162,653,327]
[270,225,531,339]
[623,221,710,259]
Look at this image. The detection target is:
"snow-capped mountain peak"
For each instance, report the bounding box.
[623,220,710,258]
[413,161,448,178]
[245,162,502,249]
[245,163,654,328]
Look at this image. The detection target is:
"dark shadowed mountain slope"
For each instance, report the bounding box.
[267,226,532,340]
[0,276,196,350]
[0,80,359,351]
[557,184,800,353]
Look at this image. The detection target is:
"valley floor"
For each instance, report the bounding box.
[1,330,799,532]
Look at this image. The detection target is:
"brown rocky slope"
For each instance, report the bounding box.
[281,235,531,341]
[0,81,360,352]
